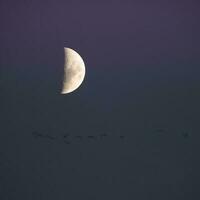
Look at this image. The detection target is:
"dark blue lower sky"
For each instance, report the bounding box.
[1,0,200,199]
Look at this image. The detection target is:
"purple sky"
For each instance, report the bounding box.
[1,0,200,65]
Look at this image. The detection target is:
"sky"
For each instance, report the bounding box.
[1,0,200,199]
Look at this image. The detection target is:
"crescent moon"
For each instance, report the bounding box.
[61,47,86,94]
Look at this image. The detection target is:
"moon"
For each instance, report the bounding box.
[61,47,86,94]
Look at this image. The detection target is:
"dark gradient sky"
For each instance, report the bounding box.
[1,0,200,199]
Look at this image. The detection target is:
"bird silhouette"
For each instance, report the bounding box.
[32,131,43,138]
[99,133,108,138]
[75,136,83,140]
[32,131,55,140]
[63,134,70,139]
[155,129,165,133]
[64,141,71,144]
[87,135,95,139]
[182,131,189,139]
[44,134,56,140]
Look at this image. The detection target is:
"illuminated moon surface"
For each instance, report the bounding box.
[61,47,86,94]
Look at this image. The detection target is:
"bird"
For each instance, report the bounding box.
[63,134,70,138]
[155,129,165,133]
[32,131,55,140]
[87,135,96,139]
[64,141,71,144]
[32,131,43,138]
[182,131,189,139]
[99,133,108,137]
[44,134,56,140]
[75,136,83,140]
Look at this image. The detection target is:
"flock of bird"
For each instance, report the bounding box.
[32,129,189,145]
[32,131,126,144]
